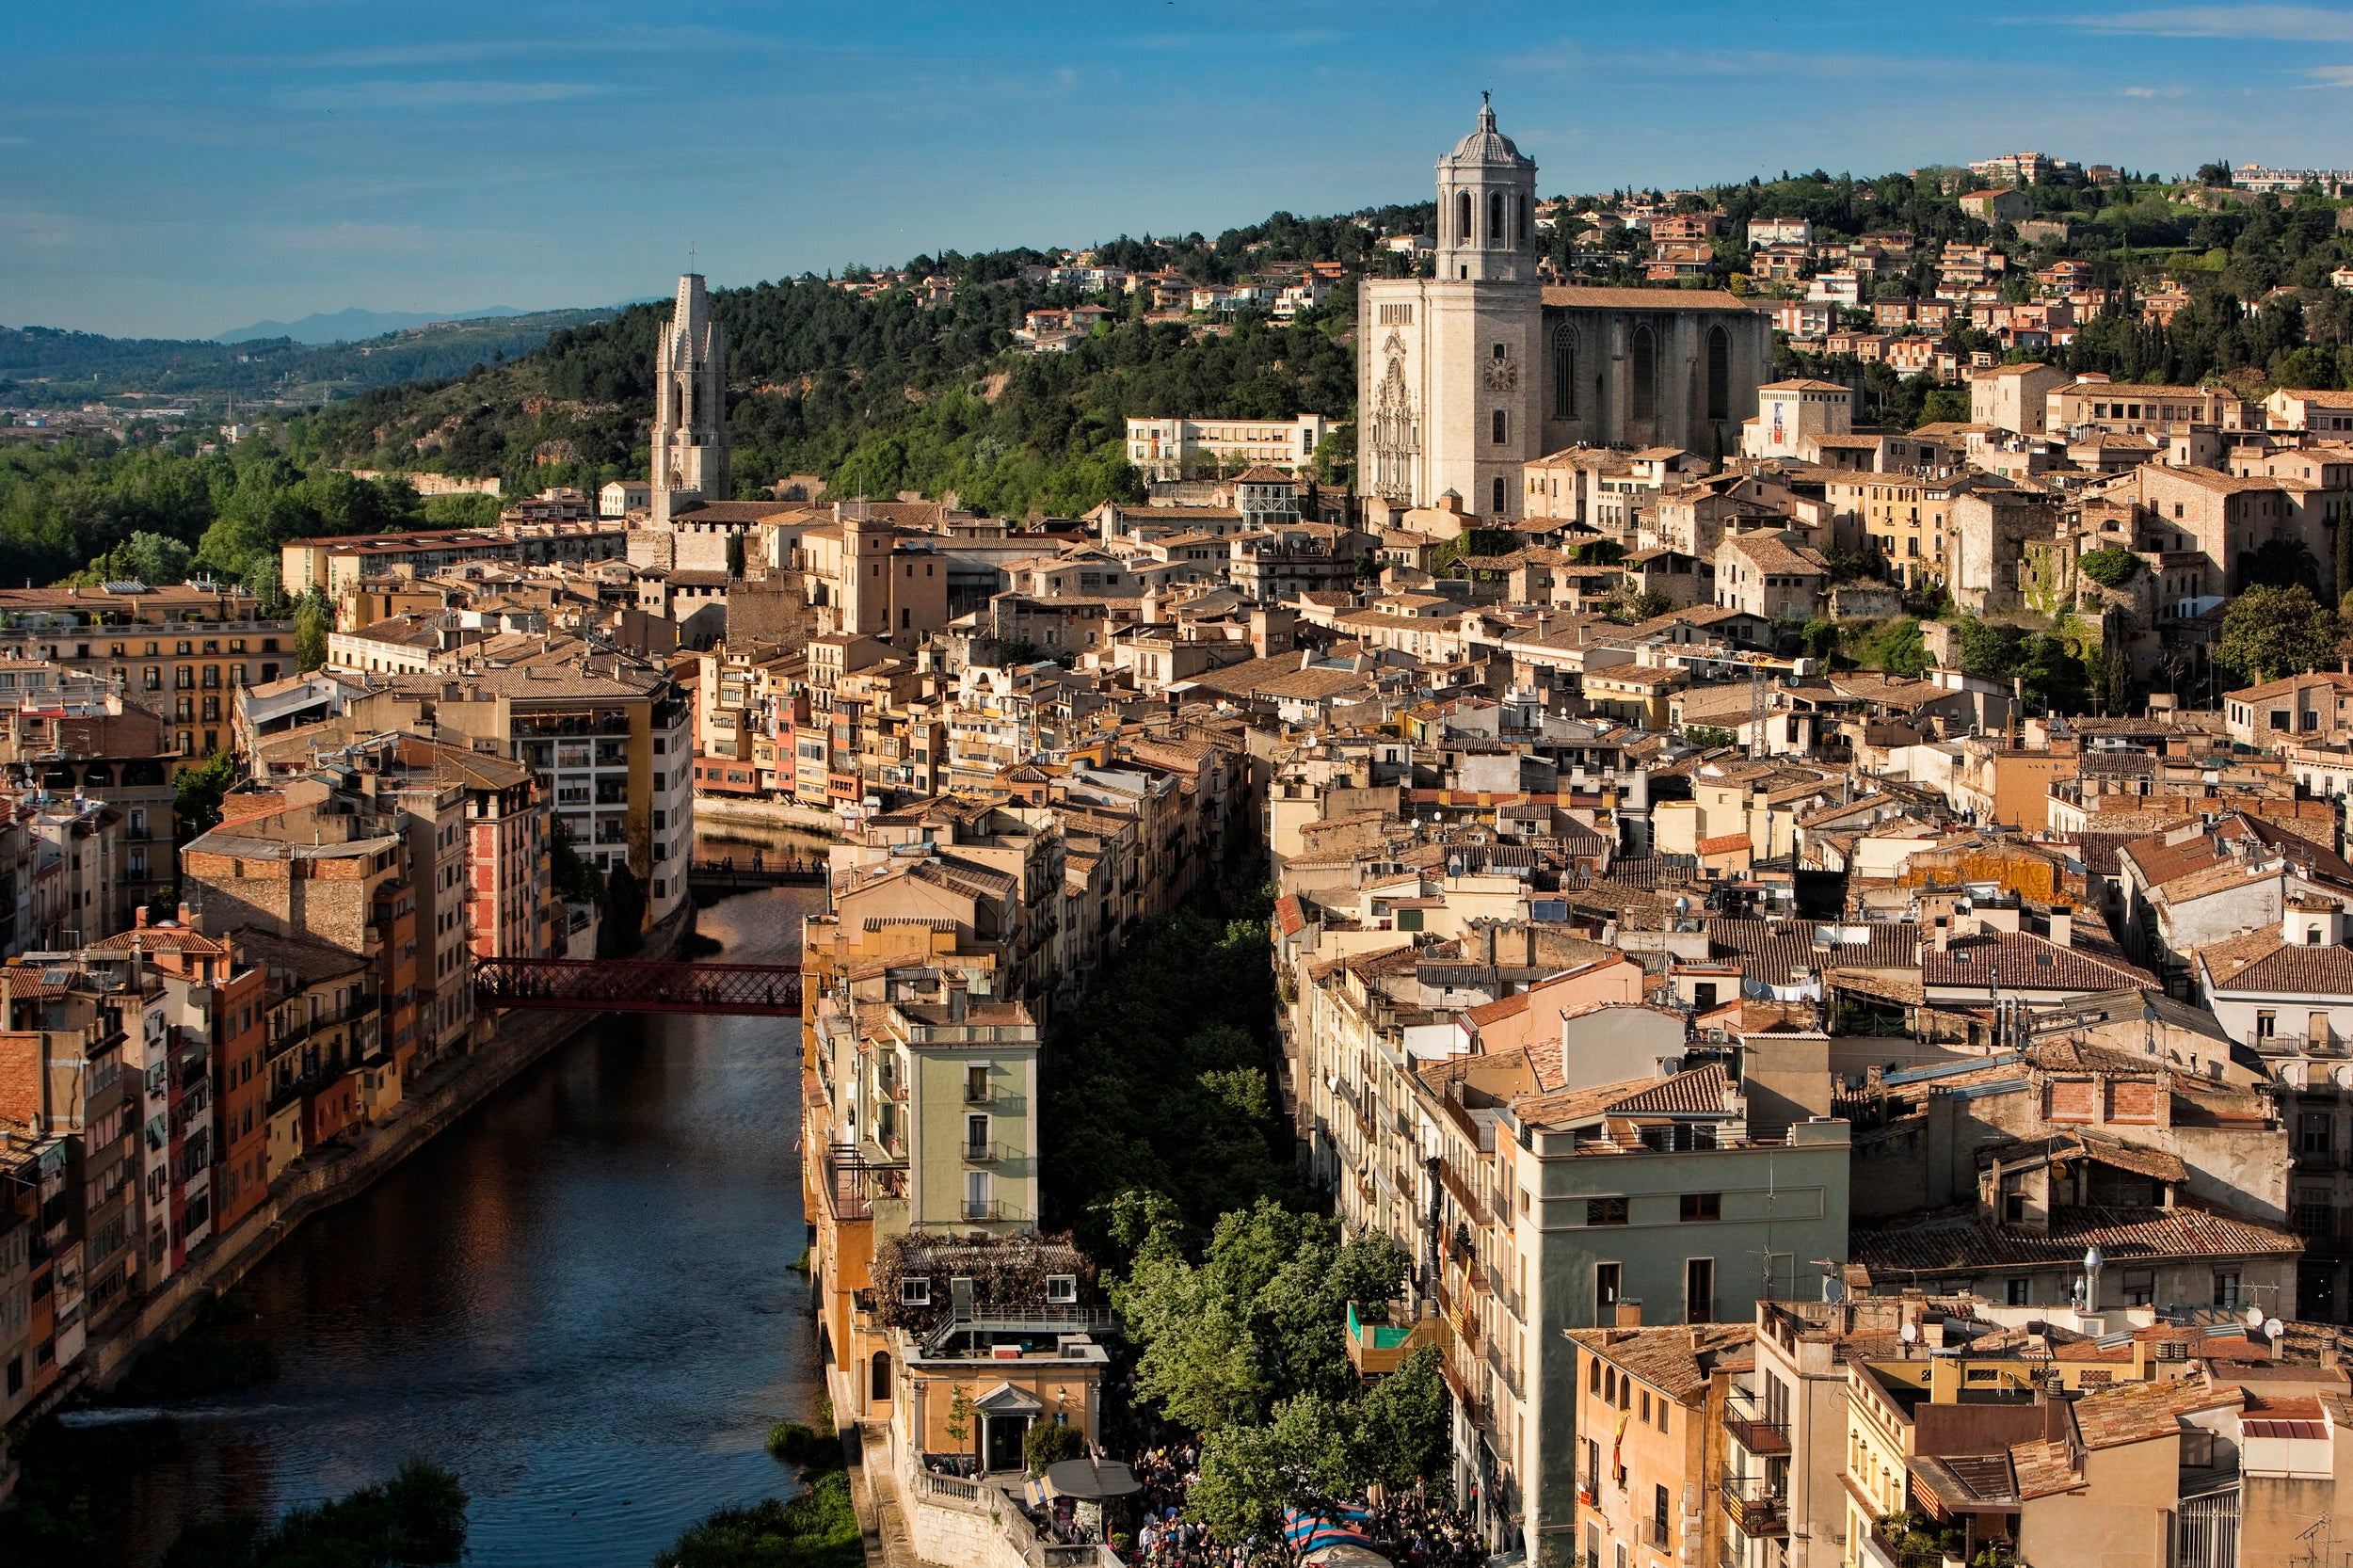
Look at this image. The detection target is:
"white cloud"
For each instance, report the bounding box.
[2304,64,2353,84]
[2120,84,2191,96]
[274,80,612,112]
[2063,6,2353,42]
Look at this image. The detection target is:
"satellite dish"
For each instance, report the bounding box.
[2247,1304,2266,1330]
[1822,1276,1848,1304]
[1900,1322,1919,1344]
[2265,1318,2285,1339]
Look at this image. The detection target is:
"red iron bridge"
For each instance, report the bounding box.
[474,958,803,1016]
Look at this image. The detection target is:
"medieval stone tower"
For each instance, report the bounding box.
[1360,100,1770,517]
[649,272,729,525]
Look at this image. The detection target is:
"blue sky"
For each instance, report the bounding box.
[7,2,2353,339]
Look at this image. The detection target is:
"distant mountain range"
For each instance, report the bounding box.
[215,305,536,345]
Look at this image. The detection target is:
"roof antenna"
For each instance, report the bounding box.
[688,240,697,274]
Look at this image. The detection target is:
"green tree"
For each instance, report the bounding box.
[1025,1419,1087,1477]
[1602,584,1671,625]
[173,752,238,840]
[2240,537,2323,594]
[652,1471,862,1568]
[2218,584,2340,682]
[2103,632,2135,716]
[1859,617,1930,678]
[1683,725,1740,749]
[1352,1346,1449,1493]
[292,587,331,672]
[2077,547,2140,588]
[601,862,648,953]
[1116,1199,1412,1431]
[160,1459,466,1568]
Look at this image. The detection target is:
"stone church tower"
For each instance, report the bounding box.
[1361,101,1770,518]
[1362,98,1544,520]
[649,272,729,525]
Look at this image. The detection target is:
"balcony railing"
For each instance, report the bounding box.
[1721,1471,1789,1538]
[2255,1033,2349,1058]
[1723,1415,1790,1455]
[960,1140,999,1165]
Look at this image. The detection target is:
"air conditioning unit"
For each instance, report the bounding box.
[900,1276,932,1306]
[1045,1274,1079,1304]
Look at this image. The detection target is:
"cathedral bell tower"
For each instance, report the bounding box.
[1359,98,1544,518]
[649,272,729,526]
[1435,94,1538,284]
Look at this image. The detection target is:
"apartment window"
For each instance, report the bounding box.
[1653,1484,1670,1547]
[1594,1261,1621,1317]
[1685,1257,1715,1323]
[964,1170,992,1220]
[2007,1277,2031,1306]
[2213,1272,2241,1309]
[965,1113,990,1159]
[1680,1192,1721,1222]
[1587,1197,1628,1226]
[2302,1113,2332,1157]
[2122,1269,2155,1306]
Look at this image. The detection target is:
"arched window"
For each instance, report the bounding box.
[1489,192,1505,248]
[1520,195,1531,245]
[1493,476,1507,514]
[1457,192,1473,247]
[872,1350,892,1401]
[1631,326,1657,423]
[1706,326,1731,423]
[1492,408,1509,445]
[1550,324,1577,419]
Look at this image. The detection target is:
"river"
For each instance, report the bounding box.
[118,869,829,1567]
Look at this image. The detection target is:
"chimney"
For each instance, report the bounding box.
[1614,1299,1643,1329]
[1932,916,1950,954]
[2049,905,2073,950]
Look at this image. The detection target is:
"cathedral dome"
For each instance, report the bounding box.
[1449,98,1529,167]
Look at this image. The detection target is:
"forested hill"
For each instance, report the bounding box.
[300,205,1427,520]
[0,308,616,409]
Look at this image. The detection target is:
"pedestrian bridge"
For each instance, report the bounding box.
[474,957,803,1016]
[685,855,827,892]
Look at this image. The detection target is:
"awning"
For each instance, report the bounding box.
[1044,1458,1142,1500]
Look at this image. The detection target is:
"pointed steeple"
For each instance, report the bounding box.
[649,273,729,525]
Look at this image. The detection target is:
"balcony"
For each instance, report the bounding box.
[1723,1414,1790,1456]
[1721,1472,1788,1539]
[960,1140,999,1165]
[1343,1301,1448,1376]
[958,1198,1029,1223]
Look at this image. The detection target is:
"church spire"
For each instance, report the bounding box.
[649,271,729,526]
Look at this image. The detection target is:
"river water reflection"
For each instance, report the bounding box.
[121,880,826,1566]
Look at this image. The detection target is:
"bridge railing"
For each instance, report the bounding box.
[474,957,803,1016]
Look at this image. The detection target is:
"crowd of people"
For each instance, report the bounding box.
[1118,1441,1486,1568]
[1130,1442,1265,1568]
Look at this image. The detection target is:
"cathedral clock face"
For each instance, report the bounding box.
[1483,355,1519,392]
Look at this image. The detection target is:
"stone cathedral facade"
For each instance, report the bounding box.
[1359,101,1773,517]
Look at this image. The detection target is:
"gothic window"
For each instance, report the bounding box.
[1492,408,1509,445]
[1457,192,1473,247]
[1632,327,1657,423]
[1706,326,1731,423]
[1493,476,1508,515]
[1521,194,1531,245]
[1489,192,1505,248]
[1551,325,1577,419]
